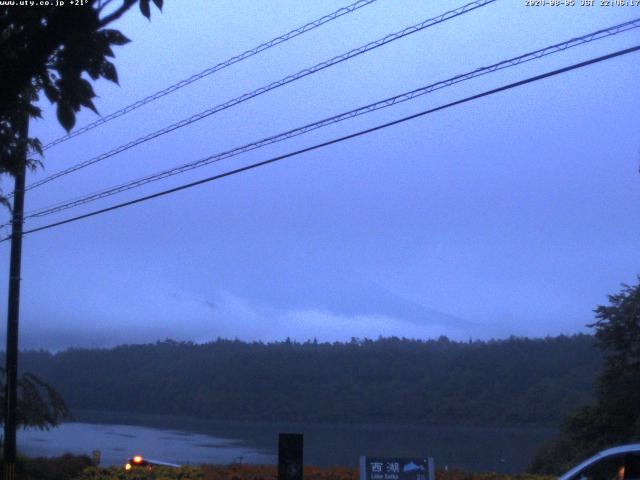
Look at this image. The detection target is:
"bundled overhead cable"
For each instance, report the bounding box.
[18,17,640,222]
[3,44,637,242]
[23,0,496,193]
[42,0,381,150]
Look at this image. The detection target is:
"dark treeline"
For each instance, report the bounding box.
[16,334,599,426]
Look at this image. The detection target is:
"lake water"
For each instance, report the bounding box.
[17,410,556,473]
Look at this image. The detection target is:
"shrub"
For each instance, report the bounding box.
[16,453,93,480]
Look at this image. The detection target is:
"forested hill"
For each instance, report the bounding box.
[18,335,599,426]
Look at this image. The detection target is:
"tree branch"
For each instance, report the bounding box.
[97,0,116,14]
[98,0,137,27]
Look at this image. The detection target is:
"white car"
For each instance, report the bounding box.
[559,444,640,480]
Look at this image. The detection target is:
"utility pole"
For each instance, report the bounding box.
[3,104,29,480]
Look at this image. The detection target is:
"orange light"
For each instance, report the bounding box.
[133,455,143,463]
[125,463,132,471]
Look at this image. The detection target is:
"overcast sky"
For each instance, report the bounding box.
[1,0,639,350]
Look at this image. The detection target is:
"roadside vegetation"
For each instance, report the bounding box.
[13,456,556,480]
[14,453,93,480]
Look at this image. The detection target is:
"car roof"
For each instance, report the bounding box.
[559,444,640,480]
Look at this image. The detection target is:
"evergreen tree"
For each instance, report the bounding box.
[530,279,640,474]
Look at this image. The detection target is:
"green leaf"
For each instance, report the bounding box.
[80,97,98,115]
[102,29,130,46]
[27,138,43,156]
[27,104,42,119]
[26,157,44,173]
[87,66,100,80]
[77,78,96,100]
[56,103,75,132]
[86,55,102,80]
[139,0,151,19]
[101,61,118,84]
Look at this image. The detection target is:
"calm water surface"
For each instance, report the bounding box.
[17,410,556,473]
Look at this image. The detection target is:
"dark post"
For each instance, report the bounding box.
[3,107,28,480]
[278,433,304,480]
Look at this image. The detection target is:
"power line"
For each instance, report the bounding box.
[23,0,496,194]
[41,0,380,151]
[3,44,637,243]
[19,17,640,221]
